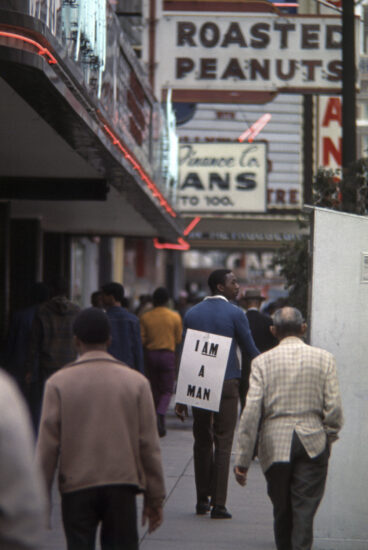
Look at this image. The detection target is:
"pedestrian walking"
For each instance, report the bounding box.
[0,368,46,549]
[234,307,343,550]
[175,269,259,519]
[90,290,104,309]
[5,281,49,429]
[238,289,277,410]
[25,277,80,424]
[101,282,144,373]
[140,287,182,437]
[36,307,165,550]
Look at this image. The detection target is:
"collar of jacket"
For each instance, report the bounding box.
[279,336,304,345]
[204,295,228,302]
[74,350,113,362]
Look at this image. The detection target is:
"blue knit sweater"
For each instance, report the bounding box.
[183,297,260,380]
[106,306,144,373]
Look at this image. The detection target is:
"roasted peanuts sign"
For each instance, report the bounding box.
[175,329,232,412]
[154,14,344,93]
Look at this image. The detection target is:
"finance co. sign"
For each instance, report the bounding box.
[154,14,344,94]
[177,142,267,213]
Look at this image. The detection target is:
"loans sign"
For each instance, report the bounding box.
[155,14,344,93]
[175,329,232,412]
[177,142,267,212]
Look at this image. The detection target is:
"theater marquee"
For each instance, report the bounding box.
[153,14,345,96]
[177,142,267,213]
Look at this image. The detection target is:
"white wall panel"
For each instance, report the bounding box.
[310,207,368,549]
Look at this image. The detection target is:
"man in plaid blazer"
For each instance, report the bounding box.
[234,307,343,550]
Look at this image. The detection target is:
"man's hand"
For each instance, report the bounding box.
[175,403,188,422]
[142,504,163,533]
[234,465,248,486]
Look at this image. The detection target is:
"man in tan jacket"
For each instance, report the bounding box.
[36,307,165,550]
[234,307,343,550]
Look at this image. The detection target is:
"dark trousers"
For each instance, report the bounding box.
[145,350,176,416]
[238,356,251,411]
[192,378,239,507]
[61,485,138,550]
[265,433,329,550]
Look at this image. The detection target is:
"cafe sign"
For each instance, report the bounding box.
[177,142,267,213]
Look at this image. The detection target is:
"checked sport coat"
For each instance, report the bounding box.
[235,336,343,473]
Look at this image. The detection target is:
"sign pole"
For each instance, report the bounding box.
[341,0,357,170]
[303,94,314,205]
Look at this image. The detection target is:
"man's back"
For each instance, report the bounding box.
[246,309,277,352]
[185,298,242,335]
[260,337,334,413]
[184,298,259,380]
[235,307,343,550]
[242,336,343,472]
[37,351,163,496]
[31,296,80,375]
[106,306,144,372]
[140,306,182,351]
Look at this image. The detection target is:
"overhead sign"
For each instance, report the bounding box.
[175,329,232,412]
[154,14,345,94]
[317,96,342,171]
[177,142,267,212]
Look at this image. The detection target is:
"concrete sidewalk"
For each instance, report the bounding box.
[139,405,274,550]
[40,401,275,549]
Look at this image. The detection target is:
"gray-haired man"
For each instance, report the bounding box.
[234,307,343,550]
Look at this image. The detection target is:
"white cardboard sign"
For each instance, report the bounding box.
[175,328,232,412]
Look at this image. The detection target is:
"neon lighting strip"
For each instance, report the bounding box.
[183,216,201,236]
[102,124,177,218]
[153,217,201,250]
[0,29,178,219]
[153,237,190,250]
[0,31,57,64]
[238,113,272,143]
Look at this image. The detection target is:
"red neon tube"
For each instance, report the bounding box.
[153,237,190,251]
[0,31,57,64]
[102,123,177,218]
[0,31,178,219]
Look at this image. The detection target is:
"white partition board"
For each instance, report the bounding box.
[309,207,368,549]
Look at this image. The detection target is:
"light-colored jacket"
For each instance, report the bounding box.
[0,370,46,549]
[235,336,343,473]
[36,351,165,508]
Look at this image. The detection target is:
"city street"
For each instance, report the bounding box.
[40,400,274,550]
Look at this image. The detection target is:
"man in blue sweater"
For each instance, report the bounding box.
[101,282,144,374]
[175,269,259,519]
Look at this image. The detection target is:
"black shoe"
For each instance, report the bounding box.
[157,414,166,438]
[196,500,210,515]
[210,506,232,519]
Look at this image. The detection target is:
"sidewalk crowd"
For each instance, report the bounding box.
[0,270,342,550]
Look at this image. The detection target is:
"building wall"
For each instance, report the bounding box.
[176,95,304,211]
